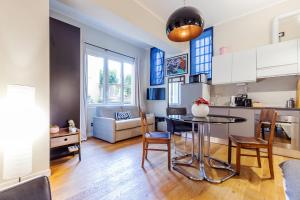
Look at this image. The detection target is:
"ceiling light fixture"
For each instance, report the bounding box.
[166,0,204,42]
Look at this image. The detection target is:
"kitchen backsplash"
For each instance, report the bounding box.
[210,75,298,107]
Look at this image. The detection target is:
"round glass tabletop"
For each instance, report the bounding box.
[167,114,246,124]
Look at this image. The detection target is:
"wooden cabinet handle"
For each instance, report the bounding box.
[64,138,68,141]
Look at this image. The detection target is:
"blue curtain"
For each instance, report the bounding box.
[190,27,213,79]
[150,47,165,86]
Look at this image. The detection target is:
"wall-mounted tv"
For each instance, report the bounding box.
[147,88,165,100]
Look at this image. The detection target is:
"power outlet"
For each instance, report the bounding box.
[91,122,93,127]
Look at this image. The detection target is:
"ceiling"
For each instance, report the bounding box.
[50,0,288,53]
[135,0,288,27]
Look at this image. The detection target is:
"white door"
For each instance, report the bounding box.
[212,53,233,85]
[232,49,256,83]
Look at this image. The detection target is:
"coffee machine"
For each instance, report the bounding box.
[235,94,252,107]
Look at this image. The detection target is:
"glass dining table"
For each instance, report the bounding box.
[167,114,246,183]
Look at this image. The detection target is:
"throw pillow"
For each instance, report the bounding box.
[115,111,132,120]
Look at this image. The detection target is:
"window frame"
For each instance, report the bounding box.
[190,27,214,80]
[85,46,135,106]
[168,76,185,106]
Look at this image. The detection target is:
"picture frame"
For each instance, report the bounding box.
[165,54,188,77]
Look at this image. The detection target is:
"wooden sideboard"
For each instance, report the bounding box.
[50,128,81,161]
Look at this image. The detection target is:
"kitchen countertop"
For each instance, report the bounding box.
[210,105,300,111]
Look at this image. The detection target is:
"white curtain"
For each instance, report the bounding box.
[135,57,143,112]
[80,46,88,141]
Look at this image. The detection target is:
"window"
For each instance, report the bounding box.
[86,47,135,105]
[150,47,165,86]
[190,27,213,79]
[168,76,185,105]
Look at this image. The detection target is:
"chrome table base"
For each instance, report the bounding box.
[172,123,237,183]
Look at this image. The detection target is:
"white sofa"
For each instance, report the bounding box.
[93,106,154,143]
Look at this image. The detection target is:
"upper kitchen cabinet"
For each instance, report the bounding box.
[257,39,298,78]
[299,39,300,72]
[212,53,232,85]
[232,49,256,83]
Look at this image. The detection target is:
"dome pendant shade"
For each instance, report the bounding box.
[166,6,204,42]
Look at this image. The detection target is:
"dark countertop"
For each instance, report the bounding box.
[210,105,300,111]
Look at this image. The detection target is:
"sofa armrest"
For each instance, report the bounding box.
[93,117,116,143]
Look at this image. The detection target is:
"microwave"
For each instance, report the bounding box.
[189,74,208,84]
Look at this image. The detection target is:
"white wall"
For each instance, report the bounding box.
[0,0,50,188]
[214,0,300,54]
[50,11,148,137]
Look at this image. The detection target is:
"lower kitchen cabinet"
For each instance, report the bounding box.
[229,109,255,137]
[209,108,229,139]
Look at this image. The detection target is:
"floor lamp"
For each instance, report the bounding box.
[2,85,35,182]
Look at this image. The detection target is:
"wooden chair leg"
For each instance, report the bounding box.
[228,138,232,164]
[167,142,171,171]
[145,142,148,159]
[268,147,274,179]
[236,145,241,175]
[141,142,146,168]
[256,148,261,168]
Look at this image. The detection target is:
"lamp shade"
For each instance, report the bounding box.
[2,85,35,180]
[166,6,204,42]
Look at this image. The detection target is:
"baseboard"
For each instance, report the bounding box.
[0,179,19,190]
[0,168,51,191]
[21,168,51,181]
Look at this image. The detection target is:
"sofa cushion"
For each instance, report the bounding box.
[115,111,132,120]
[122,106,140,118]
[96,106,122,118]
[116,118,140,130]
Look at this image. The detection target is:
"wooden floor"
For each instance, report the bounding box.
[50,136,291,200]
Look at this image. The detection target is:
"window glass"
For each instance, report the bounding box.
[150,47,165,86]
[87,55,104,104]
[107,60,122,103]
[123,63,134,104]
[190,27,213,79]
[168,76,185,105]
[86,48,135,105]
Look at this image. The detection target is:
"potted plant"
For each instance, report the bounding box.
[191,97,210,117]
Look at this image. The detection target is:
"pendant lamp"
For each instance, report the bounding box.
[166,3,204,42]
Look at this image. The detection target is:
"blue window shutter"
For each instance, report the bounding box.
[190,27,213,79]
[150,47,165,86]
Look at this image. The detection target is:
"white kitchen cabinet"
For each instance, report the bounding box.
[232,49,256,83]
[298,39,300,73]
[257,40,298,78]
[212,53,232,85]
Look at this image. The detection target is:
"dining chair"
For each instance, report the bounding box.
[140,112,171,170]
[166,107,193,152]
[228,109,278,178]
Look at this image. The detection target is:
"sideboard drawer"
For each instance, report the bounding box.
[51,135,79,148]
